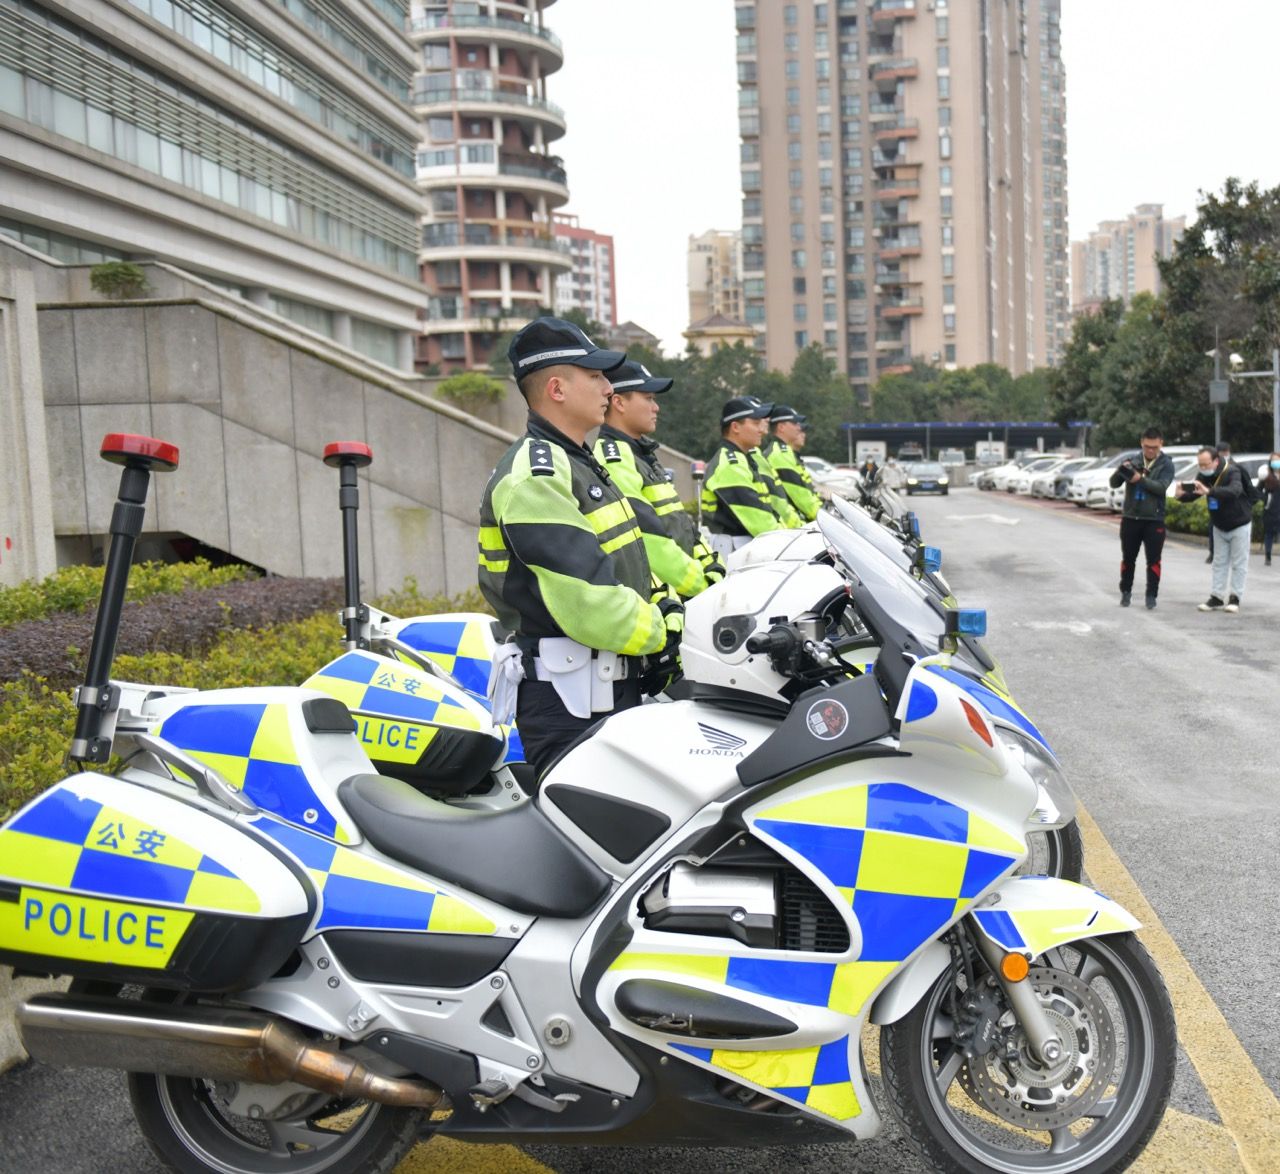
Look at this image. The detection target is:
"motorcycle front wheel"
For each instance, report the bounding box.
[1020,820,1084,883]
[881,932,1175,1174]
[129,1070,424,1174]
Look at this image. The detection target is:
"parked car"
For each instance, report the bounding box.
[801,455,862,498]
[1012,456,1076,496]
[993,455,1066,493]
[904,461,949,495]
[1038,456,1096,498]
[898,442,924,461]
[1068,450,1139,507]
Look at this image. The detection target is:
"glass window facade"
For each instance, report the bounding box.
[0,216,124,263]
[270,0,411,100]
[0,2,419,278]
[124,0,415,175]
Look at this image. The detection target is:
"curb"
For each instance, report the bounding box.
[0,965,67,1075]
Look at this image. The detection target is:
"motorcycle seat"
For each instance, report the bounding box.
[337,773,611,918]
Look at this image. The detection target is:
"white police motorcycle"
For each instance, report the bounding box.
[0,434,1174,1174]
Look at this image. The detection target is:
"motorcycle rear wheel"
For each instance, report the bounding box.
[128,1068,423,1174]
[880,932,1175,1173]
[1020,820,1084,883]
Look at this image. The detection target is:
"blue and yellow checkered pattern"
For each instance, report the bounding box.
[306,653,486,733]
[926,665,1049,752]
[608,782,1025,1123]
[255,817,497,936]
[396,619,495,699]
[0,786,259,913]
[156,701,350,842]
[673,1036,860,1120]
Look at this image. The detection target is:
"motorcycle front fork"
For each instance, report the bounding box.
[970,924,1066,1067]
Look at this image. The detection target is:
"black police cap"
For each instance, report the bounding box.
[508,317,625,380]
[770,404,802,425]
[721,396,774,426]
[609,360,673,394]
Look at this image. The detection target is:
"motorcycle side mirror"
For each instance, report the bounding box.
[70,434,181,763]
[324,441,374,650]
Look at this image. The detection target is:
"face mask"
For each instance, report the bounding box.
[1271,461,1280,470]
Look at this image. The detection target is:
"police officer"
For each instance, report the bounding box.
[478,318,682,777]
[701,396,788,559]
[762,404,822,523]
[594,360,725,598]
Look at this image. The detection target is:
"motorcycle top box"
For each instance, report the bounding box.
[303,649,506,796]
[0,773,310,991]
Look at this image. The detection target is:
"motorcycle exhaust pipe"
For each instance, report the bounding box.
[18,994,442,1110]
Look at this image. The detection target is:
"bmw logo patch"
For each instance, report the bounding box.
[588,485,604,500]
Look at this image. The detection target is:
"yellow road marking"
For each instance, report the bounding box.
[397,1134,553,1173]
[1078,805,1280,1173]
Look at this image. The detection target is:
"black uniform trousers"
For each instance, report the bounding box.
[517,678,643,780]
[1119,517,1166,597]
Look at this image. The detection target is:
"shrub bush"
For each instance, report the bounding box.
[436,371,507,405]
[88,260,149,299]
[0,587,490,820]
[0,558,253,628]
[1165,497,1263,541]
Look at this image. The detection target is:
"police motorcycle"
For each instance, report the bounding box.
[728,500,1083,882]
[2,433,1176,1174]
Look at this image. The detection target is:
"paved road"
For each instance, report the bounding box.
[3,487,1277,1172]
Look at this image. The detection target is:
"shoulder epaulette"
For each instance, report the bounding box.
[725,449,741,464]
[776,441,791,454]
[528,439,555,476]
[601,437,623,463]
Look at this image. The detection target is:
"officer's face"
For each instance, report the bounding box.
[732,417,768,449]
[609,391,659,436]
[776,420,804,448]
[553,365,613,430]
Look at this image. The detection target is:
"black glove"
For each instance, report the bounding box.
[642,593,684,695]
[693,541,726,587]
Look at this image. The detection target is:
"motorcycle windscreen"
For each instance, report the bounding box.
[0,775,311,991]
[305,651,505,794]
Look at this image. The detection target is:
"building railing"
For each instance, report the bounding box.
[871,0,917,16]
[412,87,565,119]
[407,13,562,51]
[874,117,920,134]
[869,58,918,79]
[875,177,920,193]
[422,222,568,252]
[883,297,925,310]
[499,154,568,186]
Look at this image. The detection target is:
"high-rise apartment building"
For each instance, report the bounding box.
[0,0,426,369]
[736,0,1069,401]
[410,0,570,372]
[687,228,745,325]
[1071,204,1185,315]
[553,213,616,326]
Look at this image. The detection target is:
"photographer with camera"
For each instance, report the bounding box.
[1110,428,1175,609]
[1177,445,1252,612]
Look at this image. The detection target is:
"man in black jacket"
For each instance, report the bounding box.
[1110,428,1175,609]
[1177,445,1252,612]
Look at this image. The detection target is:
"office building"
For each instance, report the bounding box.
[687,228,745,325]
[409,0,570,372]
[1071,204,1185,315]
[553,212,617,326]
[735,0,1069,401]
[0,0,426,369]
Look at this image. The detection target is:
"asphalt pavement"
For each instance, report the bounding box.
[2,486,1277,1173]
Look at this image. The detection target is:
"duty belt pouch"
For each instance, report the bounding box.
[536,637,597,720]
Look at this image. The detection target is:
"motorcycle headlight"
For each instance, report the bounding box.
[996,727,1076,826]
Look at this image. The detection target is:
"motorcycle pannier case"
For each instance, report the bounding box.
[0,774,311,992]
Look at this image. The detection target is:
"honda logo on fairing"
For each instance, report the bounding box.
[690,723,747,757]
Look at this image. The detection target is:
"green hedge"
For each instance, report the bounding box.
[0,582,493,820]
[0,559,253,628]
[1164,498,1264,541]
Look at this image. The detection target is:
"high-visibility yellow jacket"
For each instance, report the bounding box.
[594,425,708,598]
[761,435,822,522]
[700,440,788,538]
[748,448,802,529]
[478,413,665,656]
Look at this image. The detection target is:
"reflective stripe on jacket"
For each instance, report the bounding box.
[479,413,664,656]
[701,441,787,538]
[762,436,822,522]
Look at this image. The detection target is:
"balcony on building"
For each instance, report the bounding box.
[407,10,564,73]
[871,0,917,24]
[881,297,925,319]
[874,176,921,201]
[873,117,920,142]
[412,76,567,139]
[869,58,918,85]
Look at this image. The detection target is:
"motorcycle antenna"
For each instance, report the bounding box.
[323,441,373,651]
[69,433,180,764]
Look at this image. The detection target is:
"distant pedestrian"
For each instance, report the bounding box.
[1178,446,1251,612]
[1110,428,1174,609]
[1261,452,1280,567]
[858,456,880,484]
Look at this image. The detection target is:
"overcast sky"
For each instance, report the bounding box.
[547,0,1280,356]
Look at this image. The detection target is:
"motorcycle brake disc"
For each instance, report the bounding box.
[958,966,1117,1131]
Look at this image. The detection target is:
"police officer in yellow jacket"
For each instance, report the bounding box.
[478,318,682,776]
[749,443,802,530]
[594,361,725,598]
[700,397,788,559]
[762,404,823,523]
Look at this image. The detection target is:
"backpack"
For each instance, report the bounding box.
[1235,462,1262,506]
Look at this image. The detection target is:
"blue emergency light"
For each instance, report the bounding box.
[945,608,987,638]
[922,546,943,573]
[904,512,921,538]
